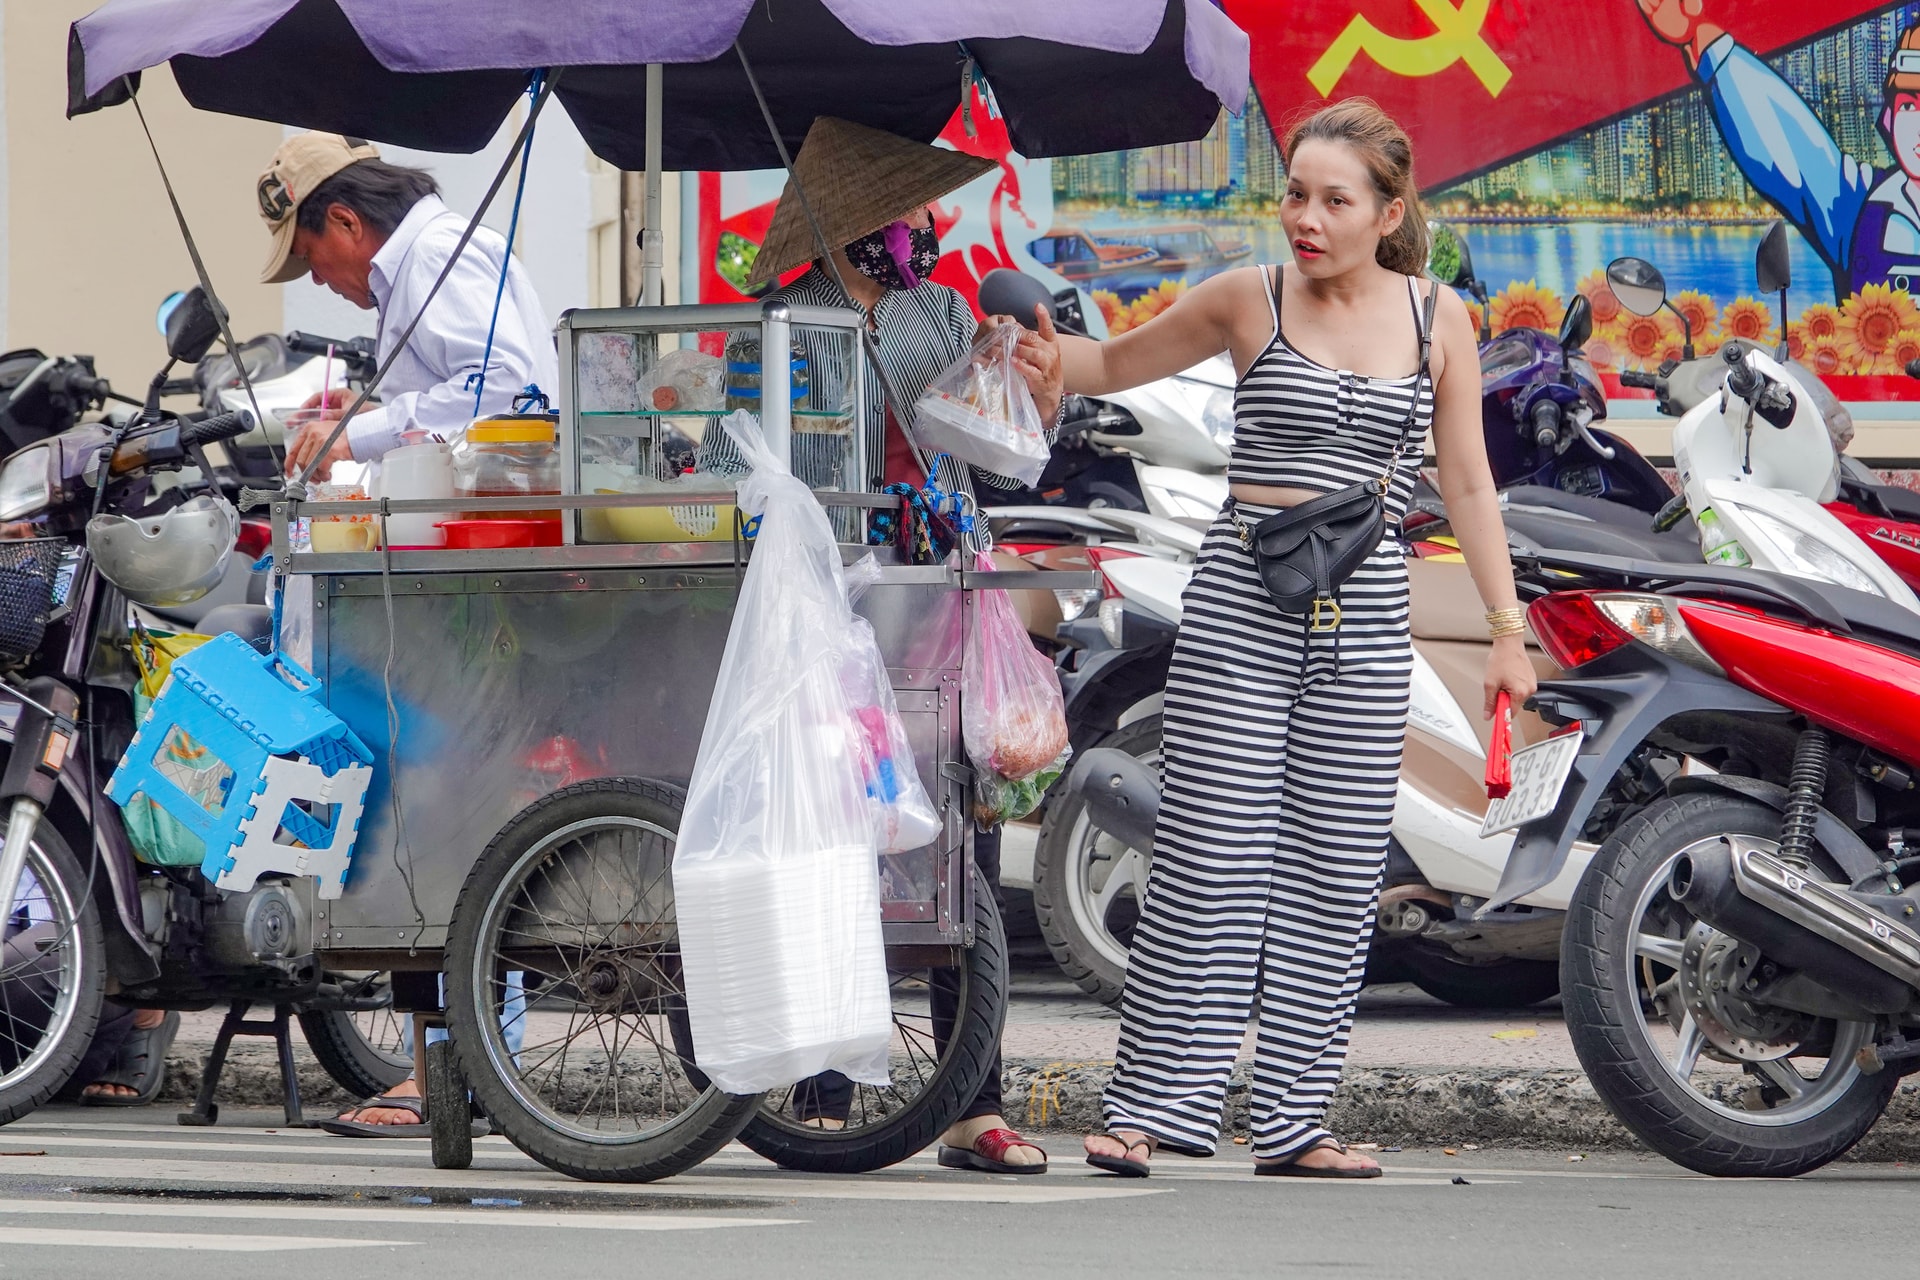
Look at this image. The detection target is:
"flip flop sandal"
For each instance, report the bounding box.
[79,1010,179,1108]
[319,1094,493,1139]
[937,1127,1049,1175]
[1084,1130,1153,1178]
[1254,1137,1383,1179]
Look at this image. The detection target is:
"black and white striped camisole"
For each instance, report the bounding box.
[1229,266,1436,522]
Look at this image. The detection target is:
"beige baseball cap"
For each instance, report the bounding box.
[256,132,382,283]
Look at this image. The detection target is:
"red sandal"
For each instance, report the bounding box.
[937,1127,1049,1175]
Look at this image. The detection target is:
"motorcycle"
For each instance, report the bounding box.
[0,287,406,1126]
[1490,541,1920,1176]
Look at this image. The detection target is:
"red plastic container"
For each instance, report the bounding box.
[437,518,563,549]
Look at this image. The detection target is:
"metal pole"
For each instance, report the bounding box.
[640,62,665,307]
[761,300,793,464]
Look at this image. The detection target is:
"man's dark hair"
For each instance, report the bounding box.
[295,159,440,236]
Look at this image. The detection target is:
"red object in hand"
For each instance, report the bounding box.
[1486,691,1513,800]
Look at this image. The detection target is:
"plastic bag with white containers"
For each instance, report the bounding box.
[673,411,892,1095]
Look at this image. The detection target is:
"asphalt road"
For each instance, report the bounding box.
[0,1108,1912,1279]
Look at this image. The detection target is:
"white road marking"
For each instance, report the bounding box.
[0,1226,407,1251]
[2,1155,1165,1204]
[0,1199,796,1231]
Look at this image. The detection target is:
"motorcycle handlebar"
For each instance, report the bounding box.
[1618,370,1658,390]
[1722,343,1764,401]
[1528,400,1560,448]
[183,410,255,446]
[1908,357,1920,381]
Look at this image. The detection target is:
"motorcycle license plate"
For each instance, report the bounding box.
[1479,731,1583,837]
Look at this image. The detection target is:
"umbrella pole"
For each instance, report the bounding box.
[640,62,664,306]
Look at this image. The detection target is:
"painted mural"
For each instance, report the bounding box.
[698,3,1920,404]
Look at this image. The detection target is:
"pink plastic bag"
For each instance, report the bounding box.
[962,553,1069,783]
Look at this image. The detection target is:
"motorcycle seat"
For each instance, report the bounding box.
[1500,508,1700,565]
[194,603,275,650]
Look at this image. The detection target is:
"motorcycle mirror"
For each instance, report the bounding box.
[1756,220,1792,294]
[1605,256,1667,317]
[1559,294,1593,350]
[155,291,186,338]
[163,287,225,365]
[977,268,1059,332]
[1425,219,1477,291]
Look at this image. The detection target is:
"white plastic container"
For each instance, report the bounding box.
[373,440,454,548]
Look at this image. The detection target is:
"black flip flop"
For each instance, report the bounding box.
[317,1093,429,1138]
[80,1011,179,1108]
[1254,1138,1383,1179]
[1084,1130,1153,1178]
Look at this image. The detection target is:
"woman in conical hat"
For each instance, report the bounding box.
[715,118,1061,1176]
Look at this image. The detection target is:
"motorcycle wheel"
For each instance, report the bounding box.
[297,972,412,1098]
[1033,716,1162,1007]
[443,778,761,1182]
[0,817,104,1126]
[736,866,1008,1173]
[1399,946,1561,1009]
[1563,792,1897,1177]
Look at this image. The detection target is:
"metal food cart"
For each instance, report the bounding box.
[275,298,1084,1179]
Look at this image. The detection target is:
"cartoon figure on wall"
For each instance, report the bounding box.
[1639,0,1920,379]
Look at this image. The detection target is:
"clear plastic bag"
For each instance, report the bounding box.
[638,348,726,413]
[910,325,1049,486]
[674,411,892,1095]
[974,747,1072,827]
[962,552,1070,783]
[841,555,942,854]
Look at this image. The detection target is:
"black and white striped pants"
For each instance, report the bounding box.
[1103,502,1411,1162]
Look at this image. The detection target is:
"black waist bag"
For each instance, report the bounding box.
[1240,281,1437,631]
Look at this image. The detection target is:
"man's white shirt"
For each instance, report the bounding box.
[346,194,559,461]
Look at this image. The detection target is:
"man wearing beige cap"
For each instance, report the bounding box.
[258,132,557,477]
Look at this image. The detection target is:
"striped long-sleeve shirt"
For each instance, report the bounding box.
[697,267,1052,510]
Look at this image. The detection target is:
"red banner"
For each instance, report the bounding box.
[1225,1,1897,189]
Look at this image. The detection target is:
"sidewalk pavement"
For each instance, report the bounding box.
[149,966,1920,1159]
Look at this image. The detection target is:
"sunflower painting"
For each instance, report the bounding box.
[1576,269,1622,327]
[1670,290,1718,345]
[1807,336,1846,378]
[1490,281,1562,334]
[1720,297,1778,347]
[1800,303,1842,344]
[1617,311,1673,365]
[1892,329,1920,373]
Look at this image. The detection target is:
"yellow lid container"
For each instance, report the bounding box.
[464,413,558,444]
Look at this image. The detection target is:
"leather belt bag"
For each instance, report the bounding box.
[1235,282,1438,630]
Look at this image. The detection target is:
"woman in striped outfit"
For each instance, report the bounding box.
[1054,100,1536,1178]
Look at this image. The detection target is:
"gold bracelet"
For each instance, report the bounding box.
[1486,606,1526,639]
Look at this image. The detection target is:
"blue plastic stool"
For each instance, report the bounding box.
[107,633,374,898]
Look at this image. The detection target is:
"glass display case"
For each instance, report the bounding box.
[556,300,869,545]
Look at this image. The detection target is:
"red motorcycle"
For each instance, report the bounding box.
[1490,544,1920,1176]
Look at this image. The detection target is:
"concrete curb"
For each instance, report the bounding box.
[159,1045,1920,1161]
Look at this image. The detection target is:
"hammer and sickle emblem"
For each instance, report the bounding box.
[1308,0,1513,98]
[257,172,295,223]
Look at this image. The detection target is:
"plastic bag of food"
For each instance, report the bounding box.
[962,553,1070,783]
[910,325,1049,486]
[639,348,726,413]
[974,747,1072,826]
[841,555,942,854]
[674,411,892,1094]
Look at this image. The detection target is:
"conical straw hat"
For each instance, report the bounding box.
[747,118,996,288]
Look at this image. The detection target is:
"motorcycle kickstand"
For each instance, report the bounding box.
[177,999,314,1128]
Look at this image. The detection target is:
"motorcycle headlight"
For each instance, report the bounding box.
[0,447,52,522]
[1202,388,1235,452]
[1739,507,1884,596]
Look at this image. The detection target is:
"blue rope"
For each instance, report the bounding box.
[470,69,546,415]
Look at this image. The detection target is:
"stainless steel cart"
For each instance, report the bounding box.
[273,300,1088,1180]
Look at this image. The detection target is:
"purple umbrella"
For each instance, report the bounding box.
[67,0,1248,168]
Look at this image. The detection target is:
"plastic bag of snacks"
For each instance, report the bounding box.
[910,325,1049,486]
[841,556,943,853]
[962,552,1070,786]
[674,411,892,1094]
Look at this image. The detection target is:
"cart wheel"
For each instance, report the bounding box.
[734,865,1009,1174]
[443,778,761,1182]
[425,1039,472,1170]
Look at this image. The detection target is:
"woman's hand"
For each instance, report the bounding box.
[985,305,1063,425]
[1483,633,1537,720]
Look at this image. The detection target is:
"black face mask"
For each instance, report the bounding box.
[845,221,940,291]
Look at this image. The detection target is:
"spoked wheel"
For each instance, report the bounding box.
[1034,716,1160,1007]
[444,779,760,1182]
[1563,793,1897,1177]
[298,972,411,1098]
[736,865,1008,1174]
[1,817,104,1126]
